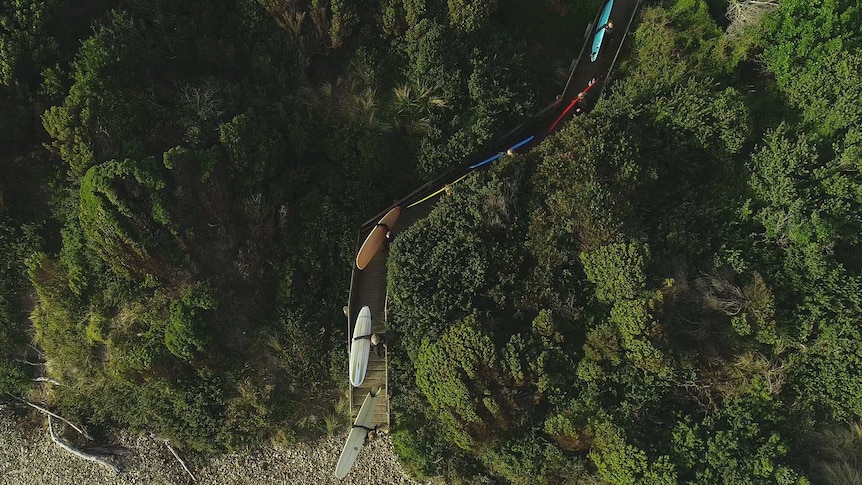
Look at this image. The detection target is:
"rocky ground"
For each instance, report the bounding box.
[0,406,430,485]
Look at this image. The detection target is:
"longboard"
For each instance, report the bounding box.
[406,173,470,208]
[469,135,536,169]
[407,134,537,209]
[355,206,401,270]
[334,388,383,479]
[591,0,615,61]
[349,306,372,387]
[548,78,601,132]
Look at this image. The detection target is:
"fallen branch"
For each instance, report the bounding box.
[164,440,196,482]
[27,344,45,358]
[6,394,93,440]
[33,377,63,386]
[48,416,119,474]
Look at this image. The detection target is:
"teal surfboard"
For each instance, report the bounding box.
[590,0,615,61]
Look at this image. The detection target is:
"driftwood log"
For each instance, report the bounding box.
[48,416,119,473]
[7,393,126,473]
[81,444,135,457]
[33,377,63,386]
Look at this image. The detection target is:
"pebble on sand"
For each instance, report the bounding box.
[0,407,429,485]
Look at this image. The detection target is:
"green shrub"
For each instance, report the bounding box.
[447,0,498,32]
[414,315,508,449]
[590,422,679,485]
[581,242,649,302]
[165,283,215,360]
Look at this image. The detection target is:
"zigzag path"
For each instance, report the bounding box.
[345,0,644,424]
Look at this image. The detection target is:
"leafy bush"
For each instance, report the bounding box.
[414,315,510,449]
[447,0,498,32]
[165,283,216,360]
[590,422,678,485]
[581,242,649,302]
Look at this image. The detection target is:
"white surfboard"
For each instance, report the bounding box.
[349,306,372,387]
[334,388,382,479]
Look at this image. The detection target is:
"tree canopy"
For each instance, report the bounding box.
[1,0,861,483]
[385,0,862,483]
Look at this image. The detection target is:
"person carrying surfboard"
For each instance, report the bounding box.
[371,333,387,358]
[375,222,395,251]
[367,423,389,441]
[574,91,587,111]
[355,424,381,444]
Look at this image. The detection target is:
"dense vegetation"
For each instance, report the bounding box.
[386,0,862,483]
[1,0,861,483]
[1,0,585,452]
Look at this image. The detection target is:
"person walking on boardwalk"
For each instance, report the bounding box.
[358,424,381,444]
[376,223,391,241]
[375,222,394,251]
[576,91,587,109]
[371,333,387,358]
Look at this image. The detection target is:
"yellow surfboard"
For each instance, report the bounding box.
[355,206,401,270]
[406,173,470,209]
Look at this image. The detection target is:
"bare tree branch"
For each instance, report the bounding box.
[164,440,196,482]
[6,394,93,440]
[27,344,45,357]
[48,416,119,474]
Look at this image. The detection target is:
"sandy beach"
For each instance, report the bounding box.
[0,406,429,485]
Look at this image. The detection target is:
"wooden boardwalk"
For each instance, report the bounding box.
[347,231,389,425]
[346,201,436,423]
[344,0,643,424]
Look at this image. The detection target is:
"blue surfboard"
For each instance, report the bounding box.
[590,0,615,62]
[469,136,536,169]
